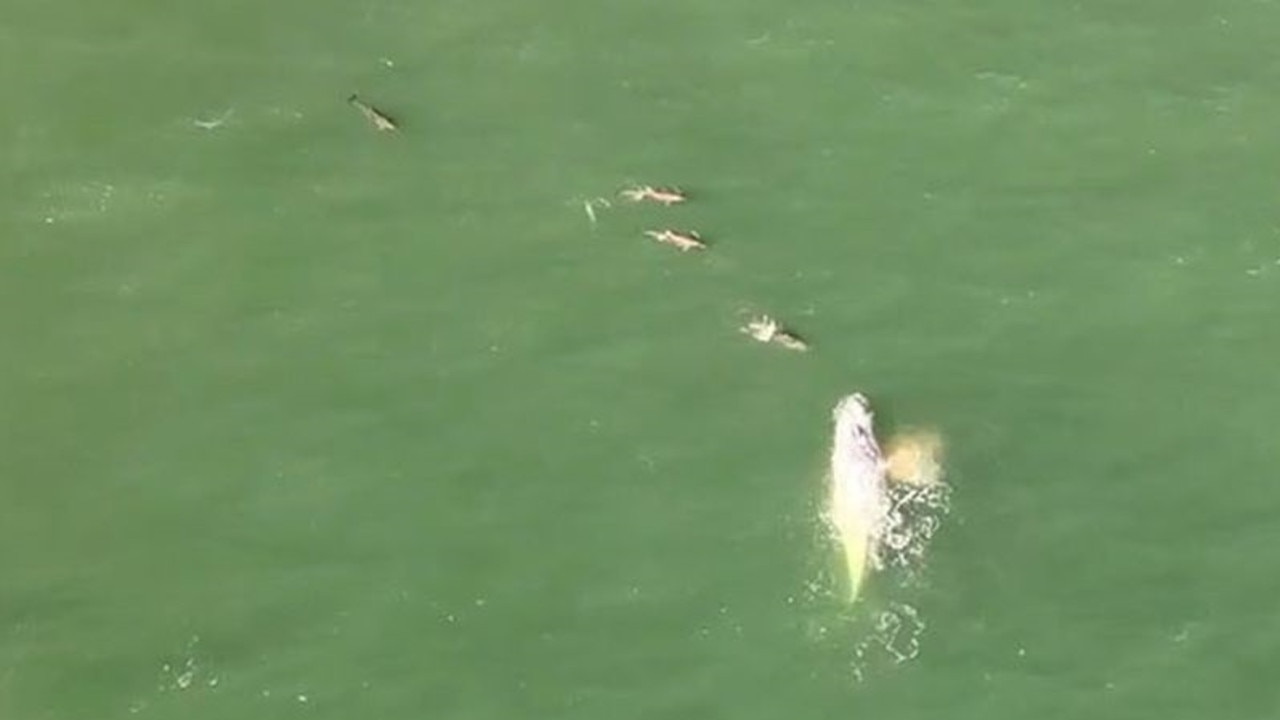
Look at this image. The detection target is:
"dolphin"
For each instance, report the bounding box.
[620,185,688,205]
[740,315,809,352]
[348,94,398,132]
[644,229,706,252]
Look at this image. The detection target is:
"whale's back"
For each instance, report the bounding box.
[829,392,890,599]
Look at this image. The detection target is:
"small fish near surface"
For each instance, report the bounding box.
[348,94,398,132]
[644,229,706,252]
[741,315,809,352]
[620,185,687,205]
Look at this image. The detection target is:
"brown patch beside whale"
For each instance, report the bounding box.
[884,430,945,486]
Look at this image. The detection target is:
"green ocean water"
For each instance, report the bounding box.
[4,0,1280,718]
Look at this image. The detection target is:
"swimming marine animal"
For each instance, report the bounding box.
[348,94,398,132]
[740,315,809,352]
[828,392,892,600]
[644,229,706,252]
[620,185,687,205]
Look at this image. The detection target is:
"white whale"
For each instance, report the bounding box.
[829,392,892,600]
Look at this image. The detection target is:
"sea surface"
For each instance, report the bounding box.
[3,1,1280,718]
